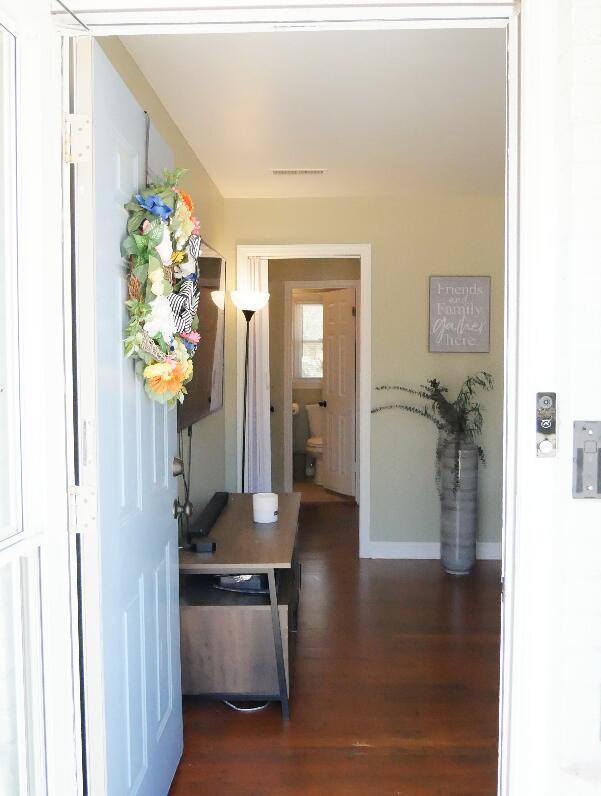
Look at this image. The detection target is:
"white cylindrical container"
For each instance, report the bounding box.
[252,492,279,524]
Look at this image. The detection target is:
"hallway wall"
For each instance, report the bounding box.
[222,195,505,548]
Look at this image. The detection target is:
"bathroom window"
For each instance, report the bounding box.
[293,299,323,387]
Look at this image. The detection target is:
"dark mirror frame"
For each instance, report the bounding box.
[177,242,225,431]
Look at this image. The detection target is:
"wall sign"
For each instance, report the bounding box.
[429,276,490,353]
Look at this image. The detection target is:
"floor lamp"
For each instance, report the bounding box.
[231,290,270,493]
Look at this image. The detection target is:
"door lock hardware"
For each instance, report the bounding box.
[536,392,557,457]
[573,422,601,498]
[173,498,194,519]
[172,457,185,477]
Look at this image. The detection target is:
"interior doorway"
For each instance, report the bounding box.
[283,281,359,503]
[237,244,371,545]
[268,260,361,502]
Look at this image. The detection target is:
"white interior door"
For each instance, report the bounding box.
[79,42,182,795]
[322,288,356,496]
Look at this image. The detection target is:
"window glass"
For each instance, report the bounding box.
[295,302,323,380]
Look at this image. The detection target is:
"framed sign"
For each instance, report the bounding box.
[429,276,490,353]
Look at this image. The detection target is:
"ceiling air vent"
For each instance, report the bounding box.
[272,168,327,176]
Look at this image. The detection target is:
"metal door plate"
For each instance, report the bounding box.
[573,422,601,498]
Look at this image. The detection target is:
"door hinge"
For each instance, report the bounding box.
[352,306,356,317]
[63,114,91,164]
[500,576,505,602]
[68,485,97,536]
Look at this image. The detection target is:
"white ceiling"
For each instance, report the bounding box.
[123,29,506,199]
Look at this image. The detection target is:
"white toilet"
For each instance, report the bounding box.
[305,403,326,485]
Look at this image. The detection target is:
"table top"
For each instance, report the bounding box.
[179,492,301,574]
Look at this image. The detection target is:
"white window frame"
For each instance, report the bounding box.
[292,294,324,388]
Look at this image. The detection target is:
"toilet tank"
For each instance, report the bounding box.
[305,403,325,438]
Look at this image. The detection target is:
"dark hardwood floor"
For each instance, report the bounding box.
[170,503,501,796]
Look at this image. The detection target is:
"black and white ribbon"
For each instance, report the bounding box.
[168,279,199,334]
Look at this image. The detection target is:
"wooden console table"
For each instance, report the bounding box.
[179,492,301,719]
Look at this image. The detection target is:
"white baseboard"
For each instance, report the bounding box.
[361,542,441,559]
[360,541,502,560]
[476,542,502,560]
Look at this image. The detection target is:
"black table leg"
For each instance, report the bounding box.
[267,568,289,719]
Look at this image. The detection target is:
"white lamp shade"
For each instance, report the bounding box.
[210,290,225,310]
[230,290,270,312]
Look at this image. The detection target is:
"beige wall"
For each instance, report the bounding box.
[222,195,504,544]
[267,259,360,490]
[100,38,227,511]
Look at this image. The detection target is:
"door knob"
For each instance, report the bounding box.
[173,498,194,519]
[172,457,184,477]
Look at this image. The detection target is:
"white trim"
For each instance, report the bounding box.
[363,542,442,559]
[283,279,360,494]
[70,35,108,796]
[498,12,519,796]
[362,542,502,560]
[53,2,517,36]
[236,244,371,554]
[478,542,503,560]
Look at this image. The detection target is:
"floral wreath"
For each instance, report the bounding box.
[122,169,202,405]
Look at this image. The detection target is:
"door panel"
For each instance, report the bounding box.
[322,288,356,496]
[92,43,182,795]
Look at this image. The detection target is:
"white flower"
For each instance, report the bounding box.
[150,280,164,297]
[149,267,163,282]
[145,294,175,342]
[177,259,196,278]
[155,223,173,266]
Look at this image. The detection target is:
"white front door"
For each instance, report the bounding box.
[322,288,356,496]
[77,42,183,795]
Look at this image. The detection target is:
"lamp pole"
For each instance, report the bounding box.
[230,289,270,494]
[241,308,255,493]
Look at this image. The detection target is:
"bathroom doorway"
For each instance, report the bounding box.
[267,257,360,503]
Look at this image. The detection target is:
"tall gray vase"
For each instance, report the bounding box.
[439,438,478,575]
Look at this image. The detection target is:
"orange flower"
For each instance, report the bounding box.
[146,361,186,395]
[179,191,194,212]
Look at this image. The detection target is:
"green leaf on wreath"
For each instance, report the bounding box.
[145,218,164,246]
[148,254,161,273]
[121,235,138,257]
[127,210,145,234]
[133,262,148,284]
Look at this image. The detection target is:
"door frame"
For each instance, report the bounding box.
[67,36,108,796]
[0,1,81,793]
[282,278,361,495]
[237,244,371,549]
[56,2,521,794]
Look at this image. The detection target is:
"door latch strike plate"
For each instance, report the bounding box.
[573,422,601,498]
